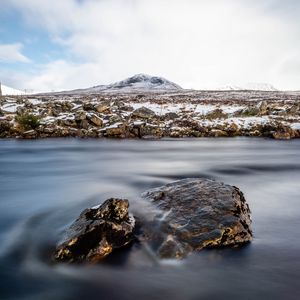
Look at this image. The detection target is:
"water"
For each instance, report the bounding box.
[0,138,300,300]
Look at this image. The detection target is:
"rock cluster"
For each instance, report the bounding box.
[54,179,252,263]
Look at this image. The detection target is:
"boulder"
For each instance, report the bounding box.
[78,119,89,130]
[131,106,156,119]
[272,127,295,140]
[83,102,95,111]
[225,122,239,135]
[0,120,11,134]
[95,101,110,113]
[286,104,299,115]
[105,123,126,137]
[205,108,228,120]
[140,178,252,259]
[75,110,87,121]
[88,113,103,127]
[54,198,135,263]
[209,129,228,137]
[257,101,268,115]
[164,112,179,120]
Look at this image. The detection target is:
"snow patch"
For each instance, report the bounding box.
[291,123,300,130]
[1,103,24,113]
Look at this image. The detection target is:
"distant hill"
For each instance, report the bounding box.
[216,83,278,91]
[55,74,182,94]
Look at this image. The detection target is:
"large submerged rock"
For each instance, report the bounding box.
[140,178,252,259]
[54,198,135,263]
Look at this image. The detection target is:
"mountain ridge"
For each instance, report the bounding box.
[58,74,182,94]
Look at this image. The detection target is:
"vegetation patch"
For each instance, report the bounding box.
[15,113,40,131]
[234,107,259,117]
[205,109,229,120]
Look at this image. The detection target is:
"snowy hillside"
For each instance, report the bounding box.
[1,84,26,96]
[217,83,278,91]
[40,75,281,95]
[106,74,182,91]
[57,74,182,94]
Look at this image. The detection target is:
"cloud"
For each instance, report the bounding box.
[3,0,300,90]
[0,43,31,63]
[24,60,103,92]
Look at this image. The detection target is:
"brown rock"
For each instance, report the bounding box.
[54,198,135,263]
[88,114,103,127]
[132,106,156,119]
[95,101,110,113]
[105,123,126,137]
[209,129,228,137]
[140,178,252,259]
[272,131,292,140]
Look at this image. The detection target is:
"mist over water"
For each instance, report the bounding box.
[0,138,300,300]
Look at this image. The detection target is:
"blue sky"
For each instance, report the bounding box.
[0,11,67,65]
[1,0,300,92]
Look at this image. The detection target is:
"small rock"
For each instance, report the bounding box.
[22,129,37,139]
[54,198,135,263]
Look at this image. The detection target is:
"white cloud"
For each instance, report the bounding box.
[25,60,104,92]
[3,0,300,90]
[0,43,31,63]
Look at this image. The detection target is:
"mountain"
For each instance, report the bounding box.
[217,83,278,91]
[0,83,26,96]
[57,74,182,94]
[105,74,182,91]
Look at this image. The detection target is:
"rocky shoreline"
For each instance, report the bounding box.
[1,90,300,140]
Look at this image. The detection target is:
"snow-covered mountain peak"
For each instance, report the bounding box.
[67,74,183,94]
[106,74,182,91]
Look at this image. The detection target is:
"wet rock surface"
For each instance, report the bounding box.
[54,198,135,263]
[54,179,252,263]
[140,178,252,259]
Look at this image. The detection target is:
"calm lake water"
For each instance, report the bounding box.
[0,138,300,300]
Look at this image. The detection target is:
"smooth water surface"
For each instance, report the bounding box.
[0,138,300,300]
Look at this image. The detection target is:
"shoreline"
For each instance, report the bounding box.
[1,91,300,140]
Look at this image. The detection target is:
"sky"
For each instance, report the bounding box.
[0,0,300,92]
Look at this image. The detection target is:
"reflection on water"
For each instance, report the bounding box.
[0,138,300,300]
